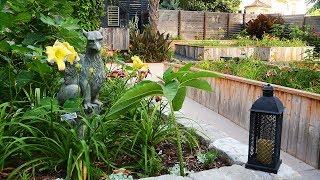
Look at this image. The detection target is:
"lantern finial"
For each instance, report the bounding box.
[262,84,274,97]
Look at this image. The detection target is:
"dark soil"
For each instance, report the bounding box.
[156,140,228,173]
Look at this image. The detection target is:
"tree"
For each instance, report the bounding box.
[160,0,180,10]
[149,0,160,31]
[72,0,105,30]
[179,0,241,13]
[307,0,320,14]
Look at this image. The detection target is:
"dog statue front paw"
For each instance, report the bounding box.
[92,99,103,108]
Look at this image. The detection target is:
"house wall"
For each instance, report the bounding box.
[245,6,271,14]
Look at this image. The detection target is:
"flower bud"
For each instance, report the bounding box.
[75,63,82,69]
[89,67,94,74]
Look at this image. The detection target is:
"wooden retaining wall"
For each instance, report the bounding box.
[163,62,320,169]
[175,44,314,61]
[158,10,320,40]
[101,28,129,50]
[169,40,236,51]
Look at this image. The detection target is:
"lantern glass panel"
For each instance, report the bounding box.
[256,114,276,165]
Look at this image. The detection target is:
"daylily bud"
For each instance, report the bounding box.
[75,63,82,70]
[89,67,94,74]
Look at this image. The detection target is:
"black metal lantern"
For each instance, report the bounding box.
[245,84,285,174]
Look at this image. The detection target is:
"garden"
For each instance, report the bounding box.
[174,14,320,62]
[0,1,228,179]
[1,0,320,179]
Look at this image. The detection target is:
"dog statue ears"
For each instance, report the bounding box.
[98,28,103,34]
[82,29,103,38]
[83,29,88,38]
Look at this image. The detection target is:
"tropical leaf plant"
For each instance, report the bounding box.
[130,25,171,62]
[106,63,220,176]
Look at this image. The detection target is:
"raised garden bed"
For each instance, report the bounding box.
[175,44,314,62]
[169,40,236,51]
[164,62,320,170]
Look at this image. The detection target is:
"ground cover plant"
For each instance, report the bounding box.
[193,58,320,94]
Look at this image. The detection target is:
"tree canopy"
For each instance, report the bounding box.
[307,0,320,15]
[160,0,241,13]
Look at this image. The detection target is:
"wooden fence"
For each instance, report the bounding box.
[175,44,314,61]
[163,62,320,169]
[101,28,130,50]
[158,10,320,40]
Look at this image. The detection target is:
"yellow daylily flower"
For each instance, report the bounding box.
[46,40,80,71]
[46,45,72,71]
[132,55,148,69]
[62,42,80,64]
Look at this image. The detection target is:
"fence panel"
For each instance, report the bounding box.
[158,10,179,37]
[206,12,228,39]
[180,11,205,39]
[158,10,320,40]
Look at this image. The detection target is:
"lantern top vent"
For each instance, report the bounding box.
[250,84,285,114]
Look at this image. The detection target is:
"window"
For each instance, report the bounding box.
[108,6,119,27]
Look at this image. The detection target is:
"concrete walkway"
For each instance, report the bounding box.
[181,98,320,179]
[147,63,320,179]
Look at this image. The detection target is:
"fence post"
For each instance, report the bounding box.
[243,13,245,27]
[227,13,231,37]
[203,12,207,40]
[178,10,181,37]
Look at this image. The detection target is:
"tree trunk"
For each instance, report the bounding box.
[149,0,160,31]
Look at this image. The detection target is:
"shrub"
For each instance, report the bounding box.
[179,0,241,12]
[73,0,105,30]
[160,0,180,10]
[246,14,284,39]
[0,0,85,105]
[130,25,171,62]
[289,25,320,54]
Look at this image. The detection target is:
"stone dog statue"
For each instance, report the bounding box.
[57,30,106,112]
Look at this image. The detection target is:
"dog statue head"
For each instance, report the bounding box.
[83,29,103,52]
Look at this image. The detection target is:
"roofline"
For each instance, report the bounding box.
[244,0,271,8]
[245,4,271,8]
